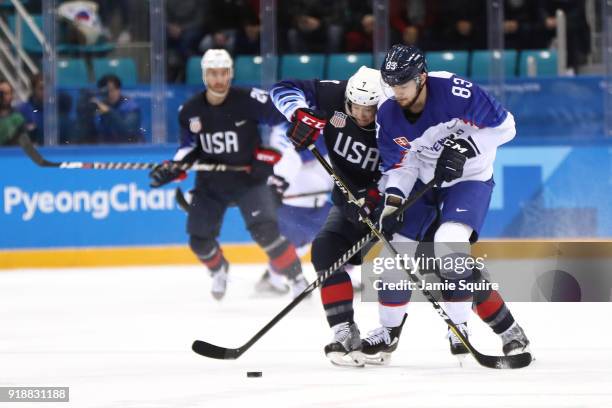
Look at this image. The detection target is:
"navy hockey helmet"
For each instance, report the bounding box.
[380,44,427,87]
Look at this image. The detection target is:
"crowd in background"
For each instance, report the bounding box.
[163,0,591,82]
[0,0,593,146]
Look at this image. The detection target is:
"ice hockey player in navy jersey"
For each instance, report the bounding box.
[271,66,383,366]
[364,44,531,364]
[148,49,307,300]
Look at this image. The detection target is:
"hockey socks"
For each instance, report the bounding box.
[198,245,227,275]
[320,269,354,327]
[473,287,515,334]
[265,237,302,280]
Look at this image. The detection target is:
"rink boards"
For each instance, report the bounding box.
[1,142,611,268]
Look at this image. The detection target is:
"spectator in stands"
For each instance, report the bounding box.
[426,0,486,51]
[75,88,99,144]
[504,0,543,51]
[17,74,77,145]
[94,0,137,44]
[166,0,206,82]
[0,79,25,146]
[343,0,374,52]
[390,0,432,48]
[537,0,591,73]
[279,0,344,53]
[57,1,109,47]
[91,74,143,144]
[17,73,44,145]
[57,92,77,145]
[234,15,261,55]
[198,0,256,54]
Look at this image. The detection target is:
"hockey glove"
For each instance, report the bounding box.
[344,186,381,224]
[374,188,406,239]
[440,137,477,159]
[267,174,290,205]
[286,108,327,151]
[251,146,282,182]
[434,146,468,185]
[149,160,187,188]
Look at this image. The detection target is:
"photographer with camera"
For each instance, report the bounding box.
[0,79,25,146]
[81,74,143,144]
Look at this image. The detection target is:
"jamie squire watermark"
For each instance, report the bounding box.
[372,279,499,292]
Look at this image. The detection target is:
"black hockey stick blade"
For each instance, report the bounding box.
[192,340,241,360]
[475,350,533,369]
[18,132,59,167]
[175,188,191,212]
[192,232,375,360]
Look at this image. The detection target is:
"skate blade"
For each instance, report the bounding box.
[327,351,365,367]
[211,291,225,301]
[454,353,469,368]
[364,352,392,366]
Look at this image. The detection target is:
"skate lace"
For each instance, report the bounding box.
[364,327,391,346]
[447,323,468,345]
[333,322,351,343]
[500,323,526,346]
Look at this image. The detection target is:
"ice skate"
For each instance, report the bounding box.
[324,322,365,367]
[448,322,470,366]
[210,260,229,300]
[501,322,531,356]
[289,275,309,299]
[361,314,407,365]
[254,269,289,295]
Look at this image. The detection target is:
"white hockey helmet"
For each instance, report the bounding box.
[201,49,233,84]
[345,66,382,107]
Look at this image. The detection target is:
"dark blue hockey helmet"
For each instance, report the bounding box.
[380,44,427,86]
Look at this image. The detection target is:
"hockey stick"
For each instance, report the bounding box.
[175,187,332,212]
[18,132,250,172]
[282,189,332,200]
[191,180,434,360]
[307,145,532,369]
[175,188,191,212]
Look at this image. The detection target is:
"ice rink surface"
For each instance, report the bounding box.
[0,264,610,408]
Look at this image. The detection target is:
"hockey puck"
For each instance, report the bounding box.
[246,371,262,378]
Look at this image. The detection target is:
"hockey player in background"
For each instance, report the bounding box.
[149,49,307,300]
[254,123,333,294]
[363,44,531,364]
[271,66,383,366]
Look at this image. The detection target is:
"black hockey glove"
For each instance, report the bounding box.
[286,108,327,151]
[251,146,282,182]
[267,174,290,205]
[149,160,187,188]
[434,146,468,185]
[373,188,405,239]
[344,185,381,224]
[440,137,478,159]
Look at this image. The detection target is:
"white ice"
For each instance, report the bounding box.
[0,264,610,408]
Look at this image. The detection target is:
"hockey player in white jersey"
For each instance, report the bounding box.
[254,124,334,294]
[363,44,531,364]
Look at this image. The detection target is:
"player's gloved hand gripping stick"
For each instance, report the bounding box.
[286,108,327,150]
[306,144,532,369]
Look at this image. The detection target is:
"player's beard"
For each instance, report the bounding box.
[207,83,230,98]
[399,81,425,111]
